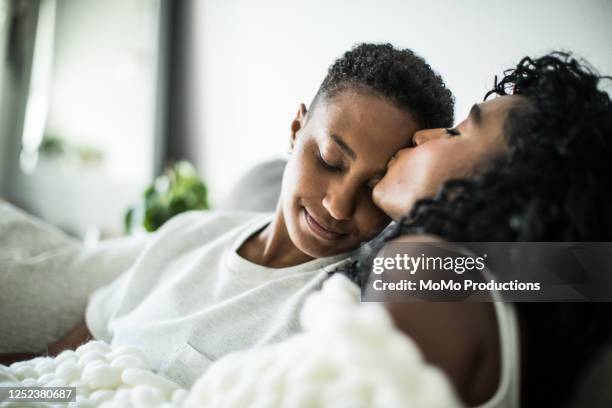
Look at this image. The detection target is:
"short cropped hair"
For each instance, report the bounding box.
[313,43,454,129]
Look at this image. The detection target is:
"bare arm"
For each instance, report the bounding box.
[367,235,502,405]
[385,301,501,406]
[0,352,38,365]
[47,317,93,356]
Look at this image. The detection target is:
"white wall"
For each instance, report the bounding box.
[194,0,612,204]
[5,0,161,238]
[47,0,159,184]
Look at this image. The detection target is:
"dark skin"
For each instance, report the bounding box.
[239,90,418,267]
[373,96,521,220]
[1,95,519,407]
[387,302,500,405]
[368,97,525,405]
[369,235,501,406]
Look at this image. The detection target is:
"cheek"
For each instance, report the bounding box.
[284,148,325,201]
[412,146,474,195]
[354,199,391,239]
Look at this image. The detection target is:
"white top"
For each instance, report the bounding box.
[477,279,521,408]
[85,210,353,387]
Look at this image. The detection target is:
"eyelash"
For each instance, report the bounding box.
[315,148,376,193]
[316,150,343,173]
[445,127,460,137]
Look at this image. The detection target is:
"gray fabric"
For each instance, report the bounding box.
[0,202,147,353]
[220,159,286,212]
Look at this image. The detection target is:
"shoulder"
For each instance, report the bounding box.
[157,210,269,234]
[386,301,500,406]
[376,235,503,404]
[141,210,271,254]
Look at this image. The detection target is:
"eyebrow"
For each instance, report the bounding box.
[468,104,482,126]
[330,133,357,160]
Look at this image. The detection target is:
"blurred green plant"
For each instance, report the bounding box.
[39,133,104,163]
[124,161,209,234]
[39,135,65,156]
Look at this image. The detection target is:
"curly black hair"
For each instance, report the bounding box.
[386,53,612,243]
[312,43,455,129]
[350,52,612,407]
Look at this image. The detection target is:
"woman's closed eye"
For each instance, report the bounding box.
[445,127,461,137]
[316,150,344,173]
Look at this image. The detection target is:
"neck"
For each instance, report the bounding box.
[239,203,314,268]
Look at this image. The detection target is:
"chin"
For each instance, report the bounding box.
[295,216,355,258]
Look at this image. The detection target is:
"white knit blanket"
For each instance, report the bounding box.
[0,275,461,407]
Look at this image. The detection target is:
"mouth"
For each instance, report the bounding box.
[303,208,348,241]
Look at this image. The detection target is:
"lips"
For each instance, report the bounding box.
[303,208,347,241]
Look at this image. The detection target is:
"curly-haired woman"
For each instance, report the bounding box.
[362,52,612,407]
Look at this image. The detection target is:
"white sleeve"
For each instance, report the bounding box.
[84,210,217,342]
[85,268,132,342]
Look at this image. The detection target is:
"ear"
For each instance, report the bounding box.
[290,103,308,148]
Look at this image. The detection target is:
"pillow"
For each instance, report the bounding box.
[220,159,286,212]
[0,202,148,353]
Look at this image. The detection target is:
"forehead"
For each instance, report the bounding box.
[479,95,525,123]
[309,90,418,163]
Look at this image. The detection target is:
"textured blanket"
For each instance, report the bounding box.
[0,275,461,407]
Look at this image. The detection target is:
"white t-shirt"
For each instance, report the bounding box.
[85,210,353,387]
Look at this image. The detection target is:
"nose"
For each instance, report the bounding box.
[412,128,446,146]
[322,180,358,221]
